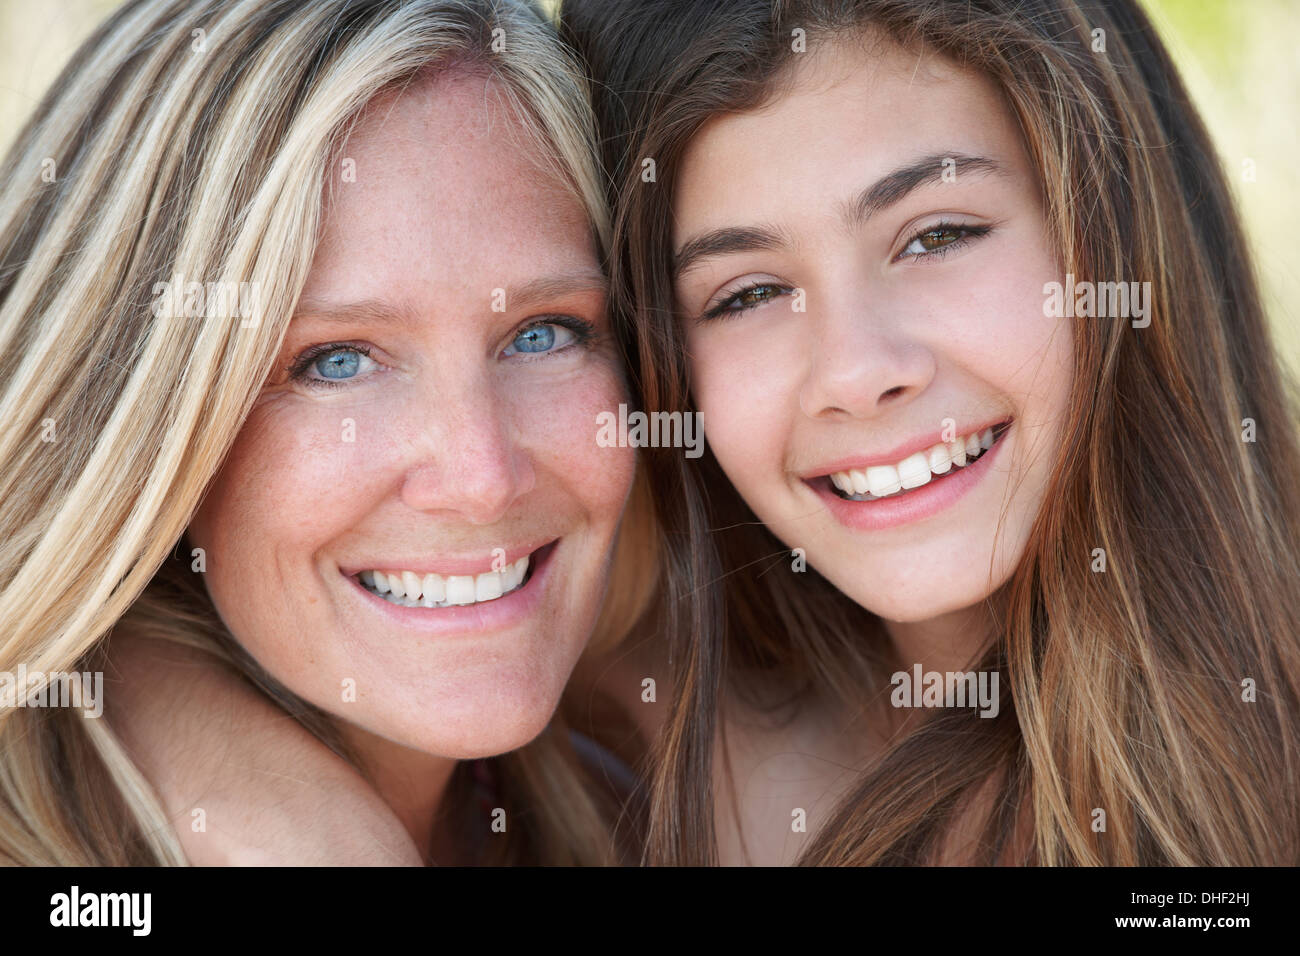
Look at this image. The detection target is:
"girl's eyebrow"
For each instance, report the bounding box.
[673,225,791,282]
[842,152,1004,225]
[673,151,1003,281]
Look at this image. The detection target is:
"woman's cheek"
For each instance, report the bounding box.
[190,396,399,607]
[237,396,401,521]
[512,360,637,500]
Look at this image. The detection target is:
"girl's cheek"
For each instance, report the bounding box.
[687,357,778,504]
[705,321,797,408]
[919,239,1064,382]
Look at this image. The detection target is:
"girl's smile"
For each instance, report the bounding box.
[802,418,1014,531]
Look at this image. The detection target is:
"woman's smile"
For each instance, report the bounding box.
[353,545,541,608]
[340,540,562,635]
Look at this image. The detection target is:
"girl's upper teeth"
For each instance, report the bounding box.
[829,427,997,499]
[359,555,530,608]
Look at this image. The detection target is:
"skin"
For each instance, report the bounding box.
[105,637,424,865]
[110,67,635,864]
[671,33,1073,863]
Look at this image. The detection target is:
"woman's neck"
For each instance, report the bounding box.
[335,722,459,864]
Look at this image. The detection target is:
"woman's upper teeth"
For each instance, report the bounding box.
[830,427,996,499]
[359,555,530,608]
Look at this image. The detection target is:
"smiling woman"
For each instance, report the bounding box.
[0,0,655,866]
[178,66,635,858]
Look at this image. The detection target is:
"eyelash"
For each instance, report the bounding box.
[286,316,598,390]
[701,283,788,321]
[504,315,598,359]
[288,342,375,390]
[699,220,993,321]
[894,220,992,263]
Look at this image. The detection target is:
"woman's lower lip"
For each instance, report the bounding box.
[810,427,1010,531]
[344,542,556,635]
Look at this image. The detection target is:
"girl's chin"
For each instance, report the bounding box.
[832,576,996,624]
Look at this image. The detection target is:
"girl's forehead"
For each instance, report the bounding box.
[673,45,1026,225]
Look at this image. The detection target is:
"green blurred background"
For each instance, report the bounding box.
[1,0,1295,377]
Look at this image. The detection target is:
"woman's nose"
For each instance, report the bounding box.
[397,375,535,525]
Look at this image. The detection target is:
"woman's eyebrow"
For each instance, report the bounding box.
[508,270,608,310]
[291,298,412,325]
[672,152,1003,281]
[290,270,608,323]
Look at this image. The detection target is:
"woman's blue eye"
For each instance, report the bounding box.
[290,344,377,386]
[515,326,555,353]
[314,349,362,379]
[504,322,577,356]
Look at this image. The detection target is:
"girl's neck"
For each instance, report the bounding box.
[868,603,998,744]
[882,603,994,677]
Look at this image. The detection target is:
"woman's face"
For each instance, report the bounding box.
[673,35,1073,625]
[190,70,634,759]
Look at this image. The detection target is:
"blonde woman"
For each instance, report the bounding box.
[0,0,658,865]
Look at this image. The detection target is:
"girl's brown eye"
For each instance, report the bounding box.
[702,280,795,321]
[918,227,962,251]
[898,222,992,261]
[737,284,781,306]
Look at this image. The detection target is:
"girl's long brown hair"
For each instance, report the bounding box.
[562,0,1300,864]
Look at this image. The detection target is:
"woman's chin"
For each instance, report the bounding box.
[336,692,565,762]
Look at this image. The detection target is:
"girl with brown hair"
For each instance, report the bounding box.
[560,0,1300,865]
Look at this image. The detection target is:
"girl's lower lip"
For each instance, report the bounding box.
[809,426,1010,532]
[343,541,557,635]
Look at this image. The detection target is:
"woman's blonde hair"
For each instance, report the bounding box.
[0,0,648,865]
[563,0,1300,865]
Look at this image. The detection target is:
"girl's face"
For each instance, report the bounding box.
[673,36,1073,625]
[189,70,634,760]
